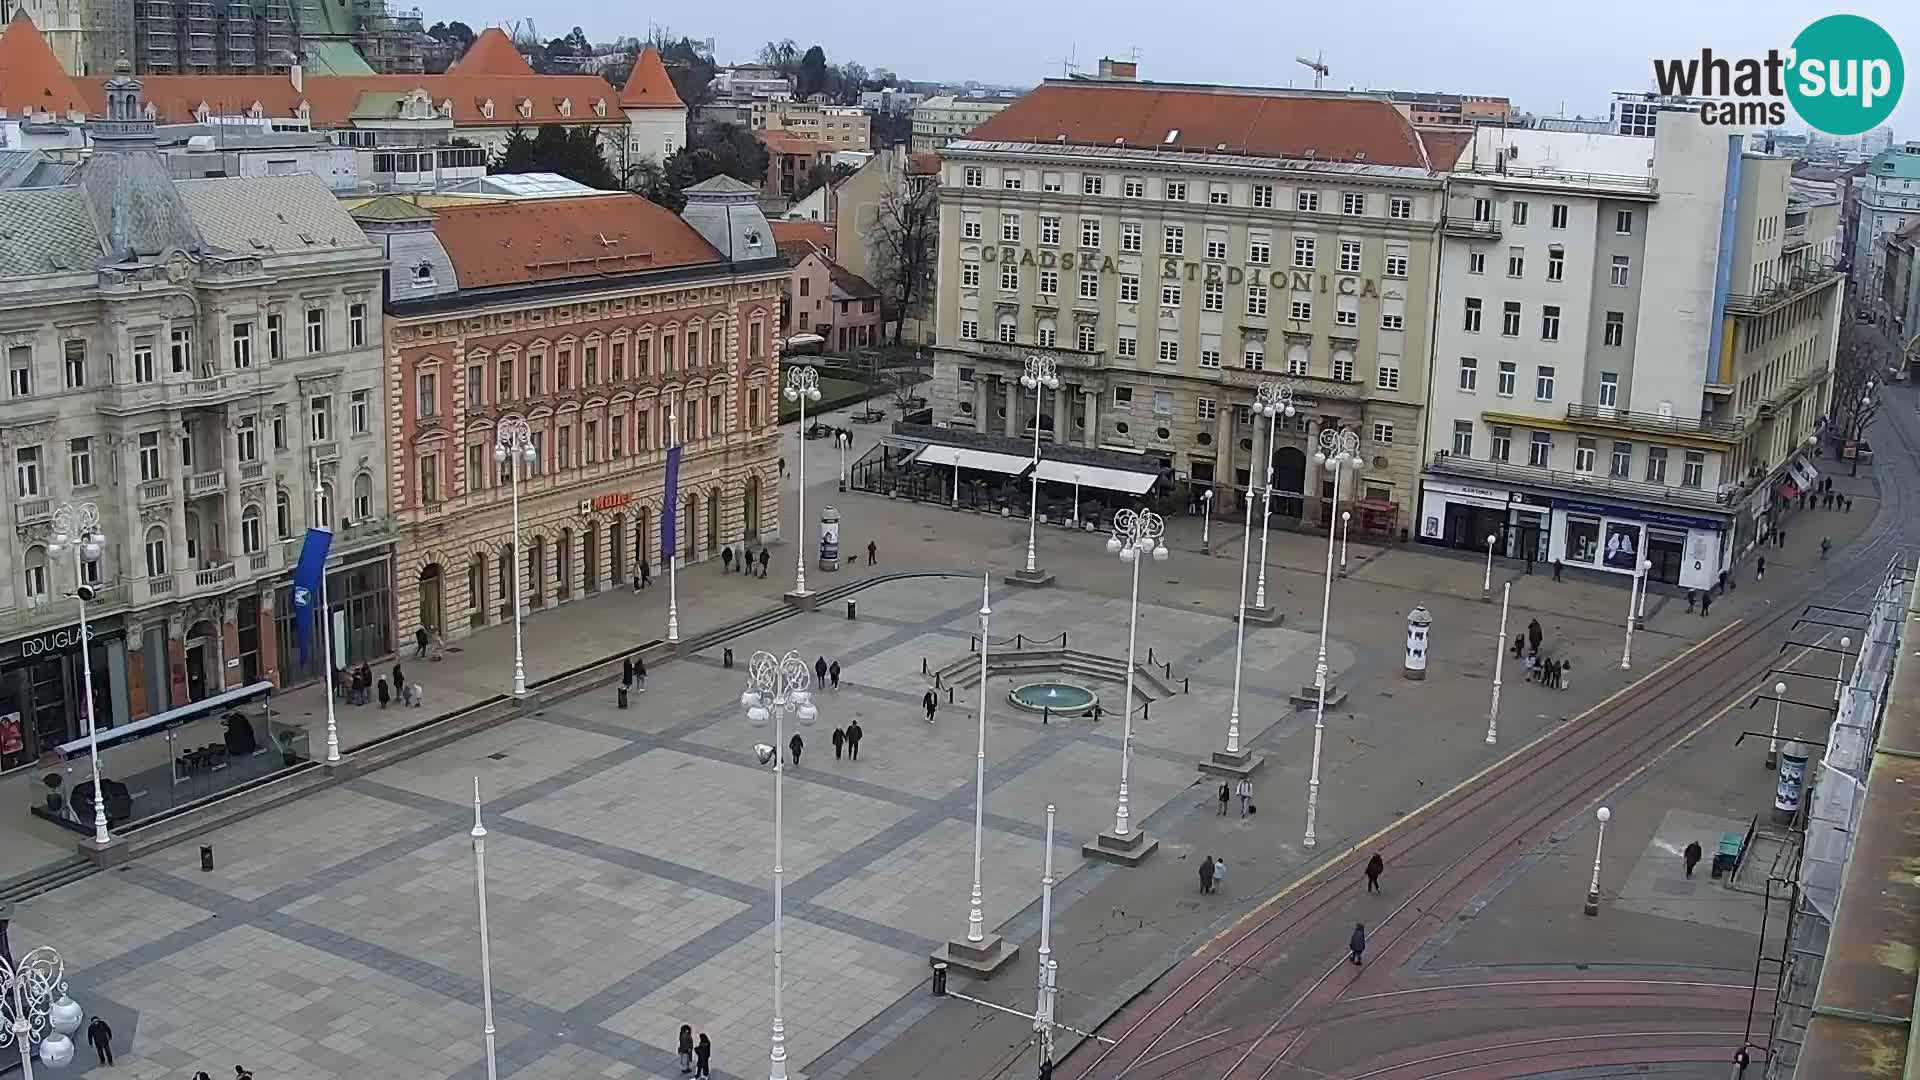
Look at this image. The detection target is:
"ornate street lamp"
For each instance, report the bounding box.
[1251,383,1297,611]
[1104,509,1167,843]
[785,369,823,596]
[742,650,817,1080]
[1303,427,1360,849]
[493,418,538,696]
[49,504,110,845]
[0,946,83,1077]
[1020,356,1061,578]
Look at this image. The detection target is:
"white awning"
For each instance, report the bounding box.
[909,445,1036,476]
[1034,459,1158,495]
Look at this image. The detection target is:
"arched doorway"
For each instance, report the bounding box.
[467,555,486,628]
[185,618,220,701]
[745,476,761,539]
[705,489,719,552]
[585,521,601,592]
[1272,446,1308,520]
[635,506,652,571]
[610,515,627,585]
[418,563,444,636]
[683,493,696,561]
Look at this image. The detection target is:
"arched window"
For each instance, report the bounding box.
[144,526,169,578]
[23,545,48,605]
[997,313,1018,344]
[275,488,292,539]
[353,472,373,520]
[240,504,263,554]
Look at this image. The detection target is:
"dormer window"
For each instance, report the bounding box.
[593,98,607,117]
[248,101,264,118]
[557,98,572,118]
[297,100,311,120]
[480,98,495,120]
[412,262,435,287]
[143,102,157,121]
[194,102,211,122]
[517,99,533,119]
[438,99,453,117]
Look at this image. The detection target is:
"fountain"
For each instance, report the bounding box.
[1008,682,1098,717]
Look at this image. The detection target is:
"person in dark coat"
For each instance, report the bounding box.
[678,1024,695,1075]
[415,625,431,658]
[640,560,652,588]
[1217,782,1230,816]
[1684,840,1703,878]
[635,655,647,692]
[1364,853,1384,893]
[845,720,863,760]
[622,657,634,688]
[1198,855,1215,894]
[788,732,803,767]
[1526,618,1543,656]
[392,662,405,694]
[1701,590,1713,617]
[815,656,829,685]
[721,546,733,573]
[1349,922,1367,965]
[694,1033,712,1079]
[1757,556,1767,581]
[832,727,846,759]
[86,1016,113,1065]
[829,659,841,689]
[867,540,878,565]
[377,677,391,709]
[759,548,770,577]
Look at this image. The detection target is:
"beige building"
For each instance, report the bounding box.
[911,94,1015,153]
[927,77,1452,532]
[752,99,871,151]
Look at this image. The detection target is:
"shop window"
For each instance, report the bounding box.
[1564,517,1600,562]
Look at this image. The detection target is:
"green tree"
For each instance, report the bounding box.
[648,29,717,109]
[490,125,618,190]
[797,44,829,99]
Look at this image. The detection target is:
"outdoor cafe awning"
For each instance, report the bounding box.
[908,444,1036,476]
[1033,459,1158,495]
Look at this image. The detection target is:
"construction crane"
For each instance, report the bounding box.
[1296,51,1329,89]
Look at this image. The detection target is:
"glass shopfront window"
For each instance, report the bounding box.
[274,559,393,685]
[1564,516,1601,563]
[1,621,128,774]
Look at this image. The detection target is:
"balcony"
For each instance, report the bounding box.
[336,517,397,552]
[192,562,237,589]
[142,573,175,602]
[15,498,51,524]
[1726,268,1843,317]
[0,583,129,638]
[187,471,225,497]
[1455,160,1659,197]
[138,479,172,506]
[1564,403,1742,441]
[100,371,261,417]
[241,462,265,482]
[1442,215,1501,240]
[1428,451,1732,512]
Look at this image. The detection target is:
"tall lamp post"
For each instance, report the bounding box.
[837,431,849,493]
[493,418,537,696]
[1033,803,1059,1077]
[1303,427,1360,849]
[1583,805,1611,916]
[1620,557,1651,670]
[785,369,822,597]
[1199,488,1213,553]
[302,448,341,762]
[1486,581,1511,745]
[742,650,817,1080]
[1251,383,1296,611]
[469,779,499,1080]
[1021,356,1061,578]
[48,504,110,845]
[1103,509,1168,846]
[1834,636,1851,705]
[666,401,680,643]
[1481,532,1498,601]
[1070,470,1082,529]
[1338,510,1352,577]
[1767,681,1787,770]
[966,574,991,943]
[0,946,83,1078]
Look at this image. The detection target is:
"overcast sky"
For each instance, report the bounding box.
[436,0,1919,135]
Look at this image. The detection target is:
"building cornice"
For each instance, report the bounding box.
[940,140,1442,188]
[384,257,790,320]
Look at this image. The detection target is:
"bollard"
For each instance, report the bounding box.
[200,844,214,872]
[724,647,734,669]
[1162,661,1171,678]
[1016,634,1024,649]
[847,600,857,621]
[1183,676,1190,694]
[931,962,949,997]
[947,686,955,703]
[923,657,930,674]
[935,672,942,690]
[618,686,630,709]
[1042,706,1051,725]
[1143,701,1151,722]
[1148,646,1156,664]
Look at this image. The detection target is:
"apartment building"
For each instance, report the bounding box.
[356,176,786,643]
[927,77,1449,531]
[751,99,872,151]
[910,94,1014,153]
[1385,90,1512,128]
[1849,142,1920,307]
[1421,118,1842,590]
[0,61,390,772]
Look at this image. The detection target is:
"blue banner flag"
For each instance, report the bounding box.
[661,445,682,564]
[292,526,333,666]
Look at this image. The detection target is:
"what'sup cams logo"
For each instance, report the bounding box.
[1651,14,1904,135]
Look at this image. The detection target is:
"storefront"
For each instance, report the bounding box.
[1417,481,1552,562]
[1550,498,1727,590]
[0,616,132,775]
[274,556,393,686]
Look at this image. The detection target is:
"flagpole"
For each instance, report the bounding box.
[313,449,339,764]
[667,400,680,644]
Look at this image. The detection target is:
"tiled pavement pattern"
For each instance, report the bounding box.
[11,576,1328,1080]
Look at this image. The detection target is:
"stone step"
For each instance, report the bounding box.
[930,647,1178,699]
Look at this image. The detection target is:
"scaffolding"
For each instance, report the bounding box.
[116,0,414,74]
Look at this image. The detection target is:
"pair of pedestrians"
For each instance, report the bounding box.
[676,1025,712,1077]
[1215,779,1255,816]
[622,655,648,692]
[1345,854,1389,965]
[1198,855,1228,894]
[813,656,842,690]
[830,721,864,760]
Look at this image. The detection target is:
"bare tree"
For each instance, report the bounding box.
[865,173,938,347]
[889,350,931,413]
[1831,322,1883,444]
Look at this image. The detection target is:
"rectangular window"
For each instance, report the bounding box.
[1082,174,1104,196]
[305,308,324,353]
[349,302,367,348]
[527,352,544,395]
[1293,236,1315,268]
[1122,222,1142,252]
[418,453,440,503]
[1152,390,1174,416]
[1385,253,1408,277]
[309,395,332,441]
[1452,420,1473,456]
[1458,356,1478,390]
[1115,331,1136,359]
[590,343,604,384]
[1001,212,1021,243]
[1535,365,1555,400]
[1120,275,1140,303]
[350,389,370,434]
[1342,192,1365,216]
[1113,386,1133,409]
[1599,372,1620,407]
[1550,203,1568,229]
[1206,230,1228,261]
[1646,446,1669,482]
[963,167,983,188]
[13,446,40,497]
[1468,251,1486,275]
[416,372,436,417]
[961,262,980,288]
[497,358,514,402]
[467,442,487,489]
[1003,171,1023,190]
[1157,339,1179,364]
[1204,281,1224,312]
[1511,200,1529,226]
[1164,181,1186,202]
[1297,190,1319,212]
[1001,264,1019,291]
[1161,284,1181,308]
[1079,273,1100,300]
[1247,284,1269,317]
[1339,240,1362,273]
[1199,334,1221,368]
[1286,348,1308,376]
[1290,299,1312,322]
[170,326,193,373]
[1077,324,1096,351]
[962,213,982,241]
[1197,397,1218,419]
[1490,426,1511,462]
[1497,361,1516,397]
[1248,232,1271,264]
[1163,224,1185,256]
[63,340,86,388]
[1507,246,1525,277]
[1242,341,1265,370]
[1473,198,1493,222]
[1040,214,1060,246]
[1253,184,1275,209]
[1381,307,1404,331]
[1463,297,1482,332]
[1546,251,1564,281]
[1332,353,1354,381]
[1039,269,1058,296]
[1615,209,1634,235]
[266,313,282,359]
[1390,196,1412,220]
[1610,255,1631,287]
[1528,431,1551,467]
[1603,312,1625,347]
[1501,302,1522,336]
[1123,177,1144,198]
[1575,437,1596,473]
[1610,441,1632,478]
[1037,323,1056,347]
[68,437,93,488]
[1080,219,1101,248]
[272,413,287,451]
[1376,355,1401,391]
[138,431,162,481]
[1208,184,1230,206]
[1682,450,1705,488]
[1541,305,1561,341]
[1373,421,1394,444]
[6,347,30,397]
[132,336,156,384]
[961,319,978,341]
[998,318,1017,344]
[235,416,257,463]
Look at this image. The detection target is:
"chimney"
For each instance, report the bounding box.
[290,63,302,94]
[1098,58,1138,81]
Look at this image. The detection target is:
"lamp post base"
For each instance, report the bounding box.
[1584,889,1600,917]
[1199,748,1264,780]
[930,934,1020,977]
[1481,588,1492,604]
[1003,568,1055,588]
[1764,751,1777,770]
[783,589,819,611]
[77,833,136,868]
[1288,679,1348,710]
[1083,828,1159,867]
[1240,604,1285,626]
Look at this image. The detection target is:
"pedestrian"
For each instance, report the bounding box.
[635,655,648,692]
[1845,497,1853,513]
[1684,840,1703,878]
[633,572,643,593]
[1198,855,1215,894]
[1213,856,1228,890]
[829,659,841,689]
[722,546,734,573]
[1552,559,1563,582]
[1718,569,1729,596]
[694,1032,712,1079]
[867,539,878,565]
[406,681,424,708]
[641,560,652,589]
[789,732,803,767]
[1757,556,1767,580]
[377,676,391,709]
[814,656,828,686]
[194,1073,212,1080]
[1778,529,1786,549]
[740,547,753,574]
[923,689,937,723]
[832,727,846,760]
[392,662,405,695]
[1525,550,1534,575]
[623,657,634,688]
[1527,618,1543,656]
[1686,589,1697,614]
[1364,853,1384,893]
[1349,922,1367,965]
[415,624,430,658]
[1216,781,1230,816]
[1732,1047,1751,1076]
[86,1016,113,1065]
[846,720,862,760]
[1235,777,1254,817]
[678,1024,695,1075]
[1701,590,1713,616]
[235,1069,254,1080]
[1560,658,1573,692]
[1511,634,1525,660]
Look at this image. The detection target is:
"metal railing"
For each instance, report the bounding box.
[0,582,129,637]
[1565,403,1742,438]
[1726,269,1843,316]
[1457,159,1659,195]
[1428,451,1731,510]
[1441,215,1501,238]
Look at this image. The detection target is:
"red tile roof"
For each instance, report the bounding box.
[429,194,722,289]
[1418,129,1473,171]
[448,28,534,77]
[759,131,829,158]
[907,152,940,175]
[73,71,624,128]
[771,219,834,258]
[965,81,1430,169]
[0,12,89,117]
[620,46,683,110]
[828,262,880,300]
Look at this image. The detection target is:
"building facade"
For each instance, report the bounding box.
[751,100,871,151]
[360,177,786,643]
[1849,142,1920,309]
[926,78,1448,531]
[910,94,1013,153]
[0,62,390,773]
[1385,90,1511,128]
[1421,118,1842,589]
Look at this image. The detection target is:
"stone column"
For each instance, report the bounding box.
[1003,378,1017,438]
[1053,382,1068,446]
[116,437,141,582]
[223,412,244,567]
[974,378,988,431]
[168,416,190,579]
[1212,403,1233,504]
[1082,390,1099,448]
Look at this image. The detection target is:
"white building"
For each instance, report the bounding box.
[1420,115,1842,589]
[1848,142,1920,306]
[0,63,391,773]
[910,95,1015,153]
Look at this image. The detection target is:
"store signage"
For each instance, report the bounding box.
[974,246,1381,296]
[578,492,634,515]
[1424,481,1507,502]
[18,626,85,659]
[1552,498,1724,532]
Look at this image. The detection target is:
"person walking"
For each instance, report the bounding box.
[86,1016,113,1065]
[923,689,938,723]
[415,625,431,658]
[1821,536,1832,559]
[759,548,770,577]
[694,1033,712,1079]
[1552,559,1563,582]
[406,681,424,708]
[1686,589,1697,614]
[867,540,878,565]
[1757,555,1766,581]
[1684,840,1703,879]
[635,655,648,692]
[1526,618,1544,657]
[832,727,846,760]
[815,656,829,685]
[829,659,841,690]
[1216,781,1230,816]
[640,560,652,589]
[623,657,634,688]
[234,1068,254,1080]
[1212,856,1227,891]
[1198,855,1215,894]
[678,1024,695,1075]
[1235,777,1254,817]
[846,720,863,760]
[376,676,391,709]
[1365,853,1385,893]
[788,732,804,767]
[1701,590,1713,617]
[1349,922,1367,966]
[721,546,734,573]
[1777,529,1786,549]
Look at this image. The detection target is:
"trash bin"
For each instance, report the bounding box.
[724,647,734,669]
[618,686,630,710]
[200,844,214,872]
[847,600,857,621]
[931,962,948,997]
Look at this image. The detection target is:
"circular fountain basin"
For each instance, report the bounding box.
[1008,682,1098,716]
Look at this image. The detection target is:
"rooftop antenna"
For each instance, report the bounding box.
[1060,44,1079,79]
[1296,51,1329,90]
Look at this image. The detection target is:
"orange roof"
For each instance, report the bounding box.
[965,81,1430,169]
[1418,128,1473,171]
[77,72,624,128]
[771,219,834,262]
[448,28,534,77]
[760,131,828,157]
[907,152,940,175]
[0,12,89,117]
[429,194,722,289]
[620,46,683,110]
